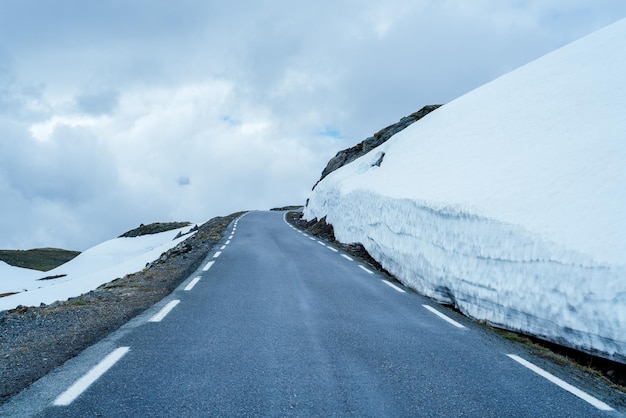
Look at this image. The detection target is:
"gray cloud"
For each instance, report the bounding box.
[76,90,119,115]
[0,1,625,250]
[1,127,113,199]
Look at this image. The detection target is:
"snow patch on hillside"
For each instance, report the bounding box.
[0,226,196,312]
[305,19,626,361]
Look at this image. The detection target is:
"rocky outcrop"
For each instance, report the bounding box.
[119,222,192,238]
[0,248,81,272]
[313,104,442,189]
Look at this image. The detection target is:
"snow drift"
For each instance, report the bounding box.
[305,19,626,361]
[0,226,196,312]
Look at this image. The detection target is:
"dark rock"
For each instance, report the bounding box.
[119,222,192,238]
[372,152,385,167]
[312,104,442,189]
[306,217,335,242]
[270,205,304,211]
[38,274,67,281]
[165,242,193,258]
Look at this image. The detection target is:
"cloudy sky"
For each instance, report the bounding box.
[1,1,625,251]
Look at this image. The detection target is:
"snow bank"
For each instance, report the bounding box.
[305,19,626,361]
[0,262,42,293]
[0,226,196,312]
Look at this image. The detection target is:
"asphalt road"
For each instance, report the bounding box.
[2,211,623,417]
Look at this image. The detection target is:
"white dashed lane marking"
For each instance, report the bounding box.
[507,354,613,411]
[184,277,201,291]
[341,254,353,261]
[53,347,130,406]
[422,304,465,329]
[149,300,181,323]
[213,251,222,259]
[382,280,406,293]
[358,265,374,274]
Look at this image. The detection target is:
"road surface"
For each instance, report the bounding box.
[1,211,623,417]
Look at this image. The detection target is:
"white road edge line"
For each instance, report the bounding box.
[220,245,226,250]
[382,280,406,293]
[341,254,353,261]
[225,240,231,245]
[149,300,180,322]
[507,354,613,411]
[327,247,339,253]
[422,304,466,329]
[358,265,374,274]
[213,251,222,258]
[317,241,326,246]
[229,235,234,239]
[53,347,130,406]
[309,237,316,241]
[202,261,215,271]
[184,277,201,291]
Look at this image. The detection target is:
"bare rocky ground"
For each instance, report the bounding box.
[0,212,243,405]
[0,248,81,273]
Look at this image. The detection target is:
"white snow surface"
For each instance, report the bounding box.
[0,226,196,312]
[305,19,626,361]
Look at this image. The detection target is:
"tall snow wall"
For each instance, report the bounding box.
[305,19,626,362]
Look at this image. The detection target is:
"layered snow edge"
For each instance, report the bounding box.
[305,186,626,362]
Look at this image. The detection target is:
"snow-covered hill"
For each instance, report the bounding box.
[0,226,196,312]
[305,19,626,361]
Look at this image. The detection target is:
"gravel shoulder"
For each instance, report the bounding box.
[0,212,244,405]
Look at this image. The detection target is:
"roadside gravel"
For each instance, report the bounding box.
[0,212,243,404]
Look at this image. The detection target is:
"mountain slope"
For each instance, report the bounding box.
[305,18,626,362]
[0,248,80,272]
